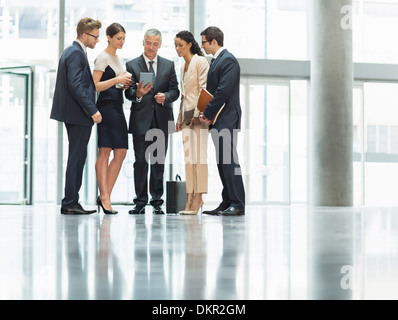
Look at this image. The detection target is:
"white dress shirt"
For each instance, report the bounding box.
[143,54,158,74]
[75,39,87,56]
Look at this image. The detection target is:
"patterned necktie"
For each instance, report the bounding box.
[149,60,156,85]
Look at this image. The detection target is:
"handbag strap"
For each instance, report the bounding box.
[175,174,182,181]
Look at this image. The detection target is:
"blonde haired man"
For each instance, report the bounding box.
[50,17,102,215]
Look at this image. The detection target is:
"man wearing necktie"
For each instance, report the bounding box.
[125,28,180,215]
[148,60,156,85]
[50,18,102,215]
[199,26,246,216]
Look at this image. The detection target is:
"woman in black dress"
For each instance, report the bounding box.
[92,23,132,214]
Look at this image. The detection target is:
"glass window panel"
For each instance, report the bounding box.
[378,126,389,153]
[201,0,308,60]
[33,67,58,203]
[363,82,398,206]
[367,126,377,153]
[266,0,308,60]
[0,73,27,203]
[245,79,290,203]
[202,0,267,59]
[0,4,58,68]
[364,83,398,155]
[353,86,364,206]
[390,127,398,154]
[290,80,308,203]
[18,8,48,39]
[365,163,398,206]
[353,87,363,155]
[353,0,398,63]
[0,0,58,204]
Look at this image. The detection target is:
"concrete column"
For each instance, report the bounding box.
[309,0,353,206]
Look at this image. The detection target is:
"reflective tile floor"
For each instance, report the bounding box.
[0,204,398,300]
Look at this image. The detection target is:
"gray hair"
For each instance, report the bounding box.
[144,28,162,43]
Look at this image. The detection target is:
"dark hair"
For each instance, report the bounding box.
[200,26,224,47]
[175,30,203,56]
[106,22,126,38]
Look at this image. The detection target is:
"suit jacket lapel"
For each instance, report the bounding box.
[181,54,198,97]
[211,49,227,70]
[153,56,163,91]
[138,55,147,72]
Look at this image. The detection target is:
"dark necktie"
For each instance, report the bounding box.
[149,60,156,85]
[210,58,215,68]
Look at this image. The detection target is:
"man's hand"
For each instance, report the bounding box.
[136,81,153,99]
[188,117,201,126]
[154,92,166,104]
[199,113,211,126]
[92,111,102,124]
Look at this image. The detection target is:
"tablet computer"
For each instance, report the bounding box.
[139,72,154,86]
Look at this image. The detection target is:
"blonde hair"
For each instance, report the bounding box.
[76,17,102,38]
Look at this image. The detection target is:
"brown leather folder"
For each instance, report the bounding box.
[197,88,224,124]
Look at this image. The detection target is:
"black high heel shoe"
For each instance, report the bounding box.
[97,196,118,215]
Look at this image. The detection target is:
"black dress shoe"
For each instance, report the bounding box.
[129,205,145,215]
[219,206,245,216]
[61,203,97,215]
[203,205,229,215]
[153,205,165,215]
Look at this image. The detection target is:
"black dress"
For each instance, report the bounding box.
[95,54,128,150]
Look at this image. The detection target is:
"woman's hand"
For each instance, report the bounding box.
[116,71,133,88]
[176,123,182,132]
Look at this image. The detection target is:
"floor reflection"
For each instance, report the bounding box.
[1,204,398,299]
[306,207,355,300]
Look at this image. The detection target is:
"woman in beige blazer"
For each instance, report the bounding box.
[175,30,210,215]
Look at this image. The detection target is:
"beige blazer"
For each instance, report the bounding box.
[177,54,210,124]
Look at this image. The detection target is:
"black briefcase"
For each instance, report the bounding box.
[166,174,187,214]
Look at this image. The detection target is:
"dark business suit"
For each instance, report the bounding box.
[125,54,179,207]
[203,49,245,210]
[50,41,98,208]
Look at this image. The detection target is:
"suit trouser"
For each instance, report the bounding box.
[181,122,209,194]
[62,123,92,207]
[210,127,245,209]
[132,114,169,207]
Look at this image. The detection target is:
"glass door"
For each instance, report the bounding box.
[237,78,292,204]
[0,66,33,204]
[354,81,398,206]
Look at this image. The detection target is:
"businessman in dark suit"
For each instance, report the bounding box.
[50,17,103,215]
[199,26,245,216]
[125,28,180,215]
